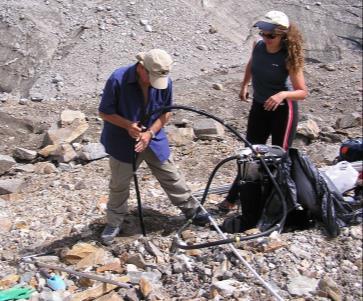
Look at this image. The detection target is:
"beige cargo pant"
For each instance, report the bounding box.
[106,147,198,227]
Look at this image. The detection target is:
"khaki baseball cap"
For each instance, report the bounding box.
[254,11,290,31]
[136,49,173,89]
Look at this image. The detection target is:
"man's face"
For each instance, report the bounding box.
[138,64,151,86]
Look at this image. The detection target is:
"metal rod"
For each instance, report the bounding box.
[192,199,285,301]
[22,259,132,289]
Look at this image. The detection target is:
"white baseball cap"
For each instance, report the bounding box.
[254,11,290,31]
[136,49,173,89]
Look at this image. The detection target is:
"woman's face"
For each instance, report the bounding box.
[259,31,283,47]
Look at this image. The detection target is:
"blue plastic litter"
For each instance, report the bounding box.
[46,275,66,291]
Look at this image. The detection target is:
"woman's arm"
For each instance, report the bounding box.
[239,40,257,102]
[239,57,252,101]
[264,68,308,111]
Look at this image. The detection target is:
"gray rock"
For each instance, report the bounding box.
[308,143,340,164]
[13,147,38,161]
[193,119,224,139]
[127,270,161,285]
[212,83,223,90]
[144,25,153,32]
[172,262,185,273]
[322,64,336,71]
[289,244,312,259]
[51,144,77,163]
[335,112,362,129]
[211,279,239,296]
[78,143,107,161]
[13,164,35,173]
[144,240,164,261]
[196,45,208,51]
[287,275,319,296]
[297,119,320,139]
[0,155,16,175]
[126,253,147,269]
[19,98,29,105]
[38,291,68,301]
[30,93,44,102]
[0,179,24,195]
[165,125,195,146]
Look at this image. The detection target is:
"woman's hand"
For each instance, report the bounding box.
[239,86,250,102]
[135,131,152,153]
[264,92,286,111]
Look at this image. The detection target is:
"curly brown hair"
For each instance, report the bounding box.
[281,23,304,73]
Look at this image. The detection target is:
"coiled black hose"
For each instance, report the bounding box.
[138,104,288,248]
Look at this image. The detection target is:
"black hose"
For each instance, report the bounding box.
[133,151,146,236]
[176,224,280,250]
[173,152,285,250]
[138,104,288,247]
[200,155,240,206]
[140,105,254,151]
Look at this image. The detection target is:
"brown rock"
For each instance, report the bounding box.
[96,195,108,213]
[144,241,165,264]
[34,162,57,174]
[318,276,342,301]
[0,274,20,289]
[70,276,129,301]
[38,144,58,157]
[45,115,89,145]
[139,276,153,298]
[63,242,99,265]
[186,249,202,257]
[76,248,108,269]
[79,277,95,287]
[0,216,13,234]
[96,259,123,273]
[260,239,287,253]
[94,292,124,301]
[0,193,22,201]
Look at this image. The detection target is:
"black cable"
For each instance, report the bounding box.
[133,150,146,236]
[138,104,288,247]
[173,153,286,250]
[176,224,280,250]
[199,155,240,206]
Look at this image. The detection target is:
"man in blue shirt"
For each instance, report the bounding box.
[99,49,208,244]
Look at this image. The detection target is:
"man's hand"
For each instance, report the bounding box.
[264,92,285,111]
[135,131,152,153]
[127,122,142,139]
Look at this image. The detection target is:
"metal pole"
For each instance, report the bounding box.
[190,197,285,301]
[22,259,132,289]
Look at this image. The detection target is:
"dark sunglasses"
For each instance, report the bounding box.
[259,31,279,39]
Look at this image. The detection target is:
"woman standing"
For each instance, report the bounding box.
[218,10,308,212]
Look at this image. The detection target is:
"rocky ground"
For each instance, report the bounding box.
[0,0,362,300]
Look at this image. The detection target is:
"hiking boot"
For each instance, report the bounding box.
[192,212,210,226]
[101,224,120,245]
[184,209,210,226]
[217,199,237,213]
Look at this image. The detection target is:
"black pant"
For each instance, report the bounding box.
[226,100,298,203]
[246,100,298,150]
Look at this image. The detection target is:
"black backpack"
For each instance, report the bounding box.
[339,138,363,162]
